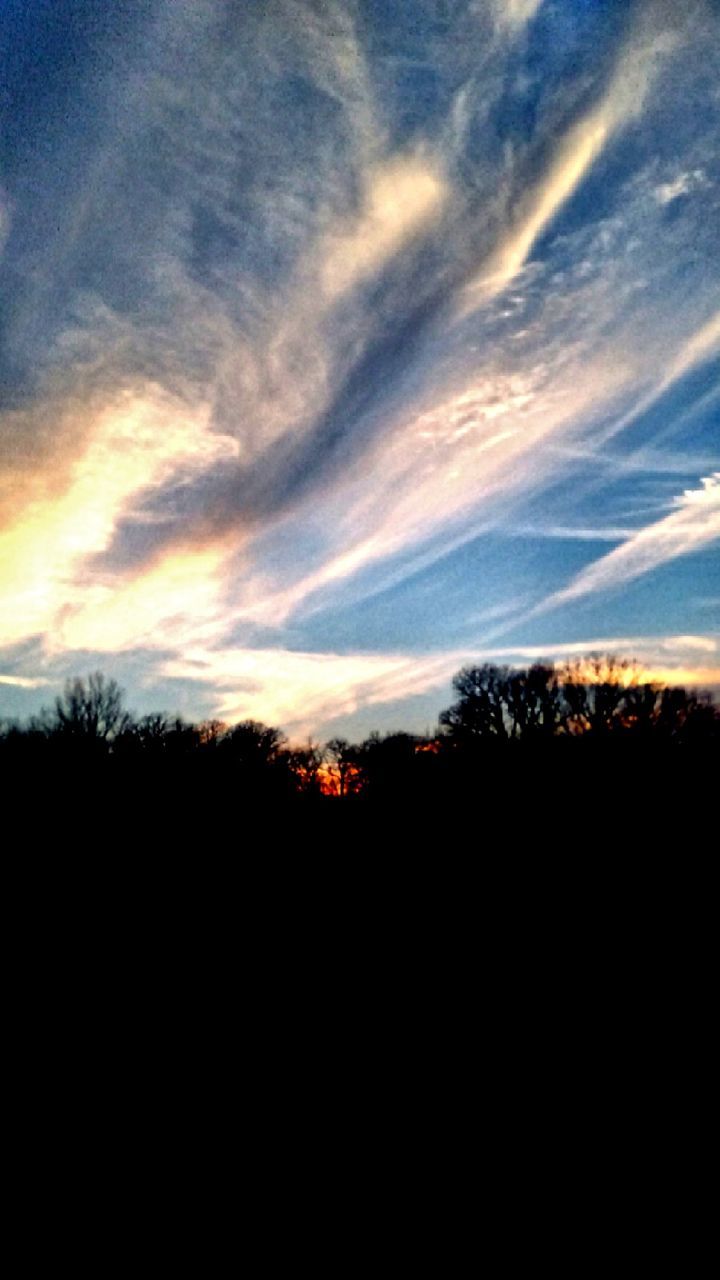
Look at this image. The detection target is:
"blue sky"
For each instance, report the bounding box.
[1,0,718,739]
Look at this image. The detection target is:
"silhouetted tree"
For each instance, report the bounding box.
[358,731,424,798]
[115,713,202,759]
[506,664,565,738]
[198,720,228,750]
[653,685,720,744]
[560,655,639,736]
[219,720,286,766]
[287,741,324,796]
[51,672,131,748]
[439,664,513,744]
[325,737,364,797]
[215,719,296,797]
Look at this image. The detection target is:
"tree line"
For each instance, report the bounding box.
[1,658,717,805]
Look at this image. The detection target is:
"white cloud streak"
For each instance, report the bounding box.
[460,9,682,314]
[160,645,466,739]
[539,473,720,612]
[654,168,709,204]
[319,154,447,302]
[488,0,544,31]
[0,675,50,690]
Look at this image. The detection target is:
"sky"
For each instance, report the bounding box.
[0,0,718,741]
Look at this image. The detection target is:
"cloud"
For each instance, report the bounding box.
[53,544,231,655]
[509,524,635,542]
[0,388,236,648]
[459,116,609,312]
[459,6,683,313]
[480,635,718,663]
[488,0,544,31]
[658,635,716,653]
[319,154,447,301]
[667,311,720,384]
[538,473,720,611]
[160,645,465,739]
[224,335,638,626]
[575,309,720,456]
[0,675,50,690]
[654,168,708,204]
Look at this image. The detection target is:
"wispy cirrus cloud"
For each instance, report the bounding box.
[596,310,720,447]
[159,644,467,739]
[486,0,544,32]
[0,674,50,690]
[654,168,709,205]
[459,3,685,314]
[536,473,720,614]
[318,154,447,302]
